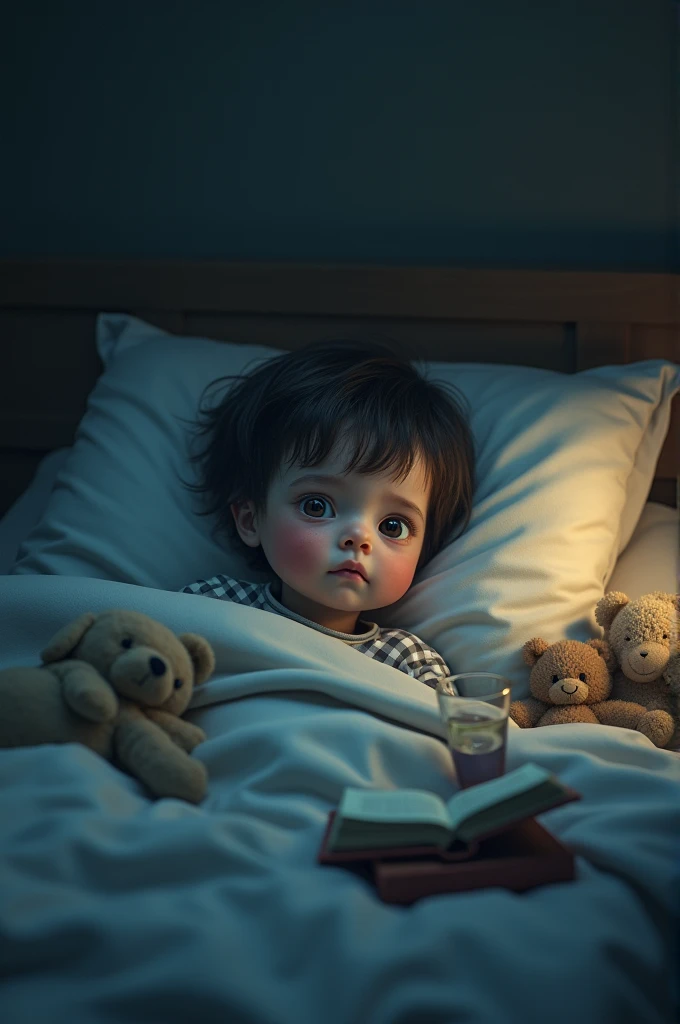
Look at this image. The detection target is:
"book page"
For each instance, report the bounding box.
[338,787,451,830]
[445,762,554,832]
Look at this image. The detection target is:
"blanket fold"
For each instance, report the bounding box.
[1,573,679,1024]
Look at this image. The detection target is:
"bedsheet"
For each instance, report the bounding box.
[0,573,679,1024]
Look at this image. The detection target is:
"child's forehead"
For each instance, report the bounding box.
[280,446,420,482]
[277,451,431,503]
[281,435,424,476]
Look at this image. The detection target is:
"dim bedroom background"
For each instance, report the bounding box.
[0,258,679,1024]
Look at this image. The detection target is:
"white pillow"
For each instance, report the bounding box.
[12,317,278,588]
[5,460,677,596]
[0,447,71,575]
[4,462,676,599]
[374,358,678,694]
[11,313,679,698]
[606,502,679,599]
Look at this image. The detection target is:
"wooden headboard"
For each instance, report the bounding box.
[0,259,678,516]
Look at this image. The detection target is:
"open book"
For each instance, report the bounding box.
[326,762,580,854]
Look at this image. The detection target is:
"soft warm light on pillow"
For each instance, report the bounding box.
[10,313,679,698]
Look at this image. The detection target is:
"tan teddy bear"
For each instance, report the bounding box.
[0,609,215,802]
[509,637,664,739]
[595,591,680,750]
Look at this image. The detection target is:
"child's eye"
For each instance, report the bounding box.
[298,495,331,518]
[296,496,417,539]
[379,516,417,540]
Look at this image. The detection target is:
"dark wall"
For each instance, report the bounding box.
[2,0,677,270]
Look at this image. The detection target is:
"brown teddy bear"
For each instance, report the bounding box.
[509,637,666,741]
[595,591,680,750]
[0,609,215,802]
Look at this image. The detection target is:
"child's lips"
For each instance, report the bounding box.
[329,569,368,583]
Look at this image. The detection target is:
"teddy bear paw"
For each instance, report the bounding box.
[177,722,207,753]
[169,758,208,804]
[636,709,675,748]
[663,654,680,696]
[67,683,119,723]
[509,701,533,729]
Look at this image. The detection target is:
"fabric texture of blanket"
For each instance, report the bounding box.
[1,574,679,1024]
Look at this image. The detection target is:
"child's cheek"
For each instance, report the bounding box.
[384,558,417,599]
[269,522,326,576]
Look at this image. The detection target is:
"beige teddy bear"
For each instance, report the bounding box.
[509,636,669,743]
[595,591,680,750]
[0,609,215,802]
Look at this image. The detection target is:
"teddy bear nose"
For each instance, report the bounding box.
[640,651,648,658]
[149,656,166,676]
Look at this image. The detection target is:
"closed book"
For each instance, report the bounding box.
[372,818,576,904]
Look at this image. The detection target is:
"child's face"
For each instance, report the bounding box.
[231,443,431,634]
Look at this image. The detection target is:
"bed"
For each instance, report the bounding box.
[0,259,679,1024]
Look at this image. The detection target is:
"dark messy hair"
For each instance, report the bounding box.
[177,338,475,579]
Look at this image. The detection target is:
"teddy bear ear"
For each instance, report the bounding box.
[522,638,550,667]
[587,638,617,672]
[646,591,680,610]
[40,612,97,664]
[594,592,629,631]
[178,633,216,686]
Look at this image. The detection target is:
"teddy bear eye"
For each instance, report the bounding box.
[121,637,133,649]
[663,633,668,640]
[579,673,587,682]
[624,636,631,642]
[552,675,558,684]
[174,678,183,689]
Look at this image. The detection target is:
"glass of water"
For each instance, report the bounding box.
[436,673,511,789]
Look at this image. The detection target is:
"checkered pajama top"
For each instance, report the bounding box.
[178,573,451,690]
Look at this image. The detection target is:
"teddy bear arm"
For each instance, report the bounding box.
[143,708,207,752]
[509,697,546,729]
[591,700,674,747]
[114,708,207,804]
[536,706,599,726]
[49,659,119,723]
[663,653,680,695]
[589,699,645,729]
[638,709,676,747]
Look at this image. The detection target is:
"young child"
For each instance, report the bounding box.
[178,338,475,689]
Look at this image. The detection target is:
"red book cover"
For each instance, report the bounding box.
[318,807,578,903]
[372,818,576,904]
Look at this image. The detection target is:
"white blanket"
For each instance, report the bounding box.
[1,574,679,1024]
